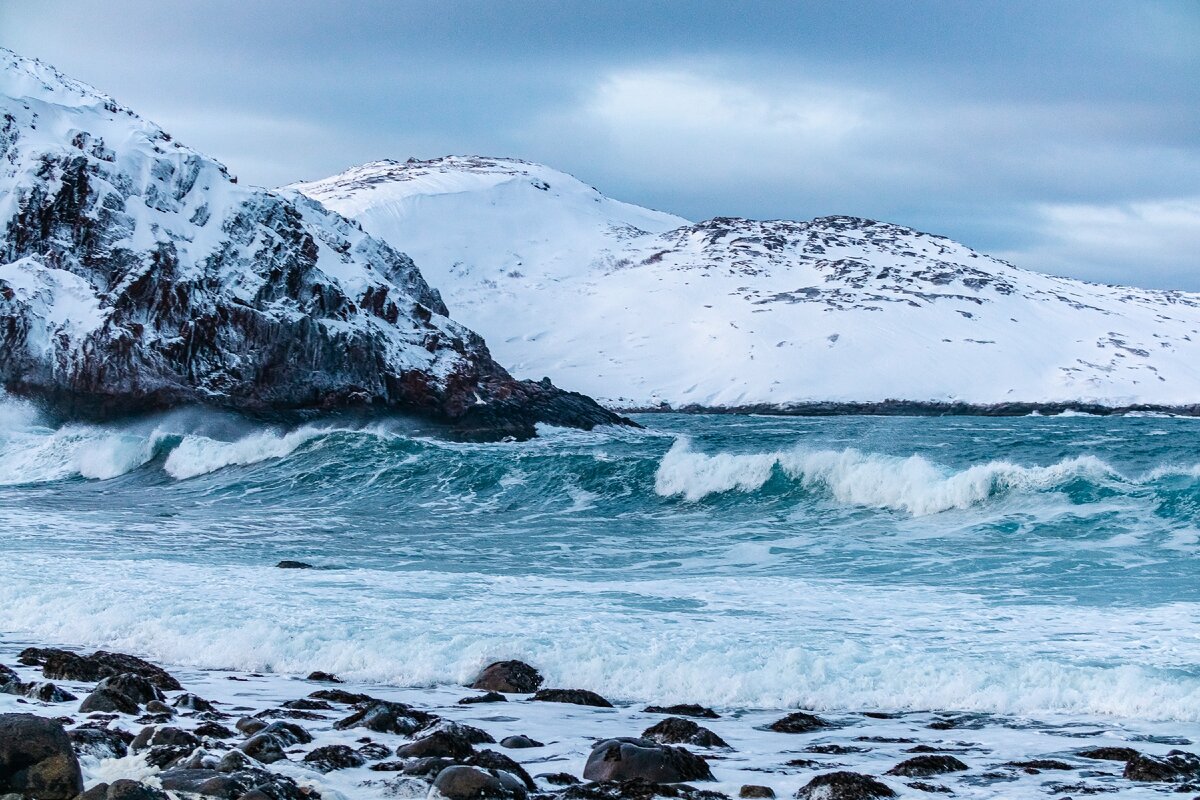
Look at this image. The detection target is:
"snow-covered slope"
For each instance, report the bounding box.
[0,51,624,437]
[296,157,1200,410]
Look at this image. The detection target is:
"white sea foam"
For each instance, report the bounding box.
[654,438,1120,515]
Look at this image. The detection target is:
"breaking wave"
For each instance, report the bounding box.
[653,438,1129,515]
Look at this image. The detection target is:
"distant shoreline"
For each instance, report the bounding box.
[619,400,1200,417]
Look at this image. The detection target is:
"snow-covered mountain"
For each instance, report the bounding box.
[295,156,1200,410]
[0,51,624,437]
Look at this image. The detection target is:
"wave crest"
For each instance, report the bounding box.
[654,438,1119,515]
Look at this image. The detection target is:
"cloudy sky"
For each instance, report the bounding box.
[4,1,1198,289]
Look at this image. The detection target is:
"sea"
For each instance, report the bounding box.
[2,397,1199,727]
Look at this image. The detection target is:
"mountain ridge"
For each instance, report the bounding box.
[0,50,627,438]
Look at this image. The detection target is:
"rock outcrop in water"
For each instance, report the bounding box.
[0,50,626,439]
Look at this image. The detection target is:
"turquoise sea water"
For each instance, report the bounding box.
[2,401,1198,720]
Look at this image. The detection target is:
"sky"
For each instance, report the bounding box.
[3,0,1198,289]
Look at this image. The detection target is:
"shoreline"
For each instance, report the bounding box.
[3,640,1199,799]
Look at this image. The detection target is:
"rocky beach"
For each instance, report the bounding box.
[4,644,1200,800]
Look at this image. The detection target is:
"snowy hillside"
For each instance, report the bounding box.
[0,52,623,437]
[296,157,1200,410]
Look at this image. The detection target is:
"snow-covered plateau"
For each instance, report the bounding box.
[295,157,1200,412]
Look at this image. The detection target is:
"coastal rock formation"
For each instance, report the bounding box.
[582,737,714,783]
[470,661,544,694]
[0,713,84,799]
[0,50,626,440]
[297,155,1200,412]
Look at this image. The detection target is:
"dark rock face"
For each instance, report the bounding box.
[97,674,164,706]
[642,718,728,749]
[77,779,170,800]
[79,687,140,715]
[303,744,366,772]
[306,671,342,682]
[334,700,435,735]
[1077,746,1140,762]
[310,688,376,705]
[643,705,719,719]
[767,712,831,734]
[560,778,728,800]
[583,738,713,783]
[500,735,544,749]
[739,786,774,798]
[470,661,544,694]
[0,713,84,799]
[884,755,968,777]
[432,765,526,800]
[1123,750,1200,782]
[531,689,614,708]
[18,648,181,690]
[68,726,133,759]
[0,51,629,442]
[157,766,316,800]
[794,772,896,800]
[459,692,508,705]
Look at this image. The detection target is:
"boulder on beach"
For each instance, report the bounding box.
[1123,749,1200,782]
[500,735,544,749]
[306,671,343,683]
[18,649,182,690]
[642,717,729,749]
[767,712,832,734]
[470,660,544,694]
[467,749,537,791]
[460,692,508,705]
[643,704,719,719]
[560,778,728,800]
[432,764,527,800]
[795,772,896,799]
[0,713,84,800]
[884,755,968,777]
[1077,746,1140,762]
[334,700,435,735]
[396,730,477,760]
[79,687,140,715]
[276,560,314,569]
[98,674,164,706]
[531,688,614,708]
[739,786,774,798]
[583,737,713,783]
[303,744,367,772]
[76,779,170,800]
[67,726,134,759]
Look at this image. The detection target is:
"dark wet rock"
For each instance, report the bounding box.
[130,725,201,754]
[531,689,613,708]
[904,782,951,794]
[436,765,529,800]
[173,693,215,712]
[216,750,254,773]
[67,726,133,759]
[18,649,181,690]
[901,745,970,754]
[77,780,171,800]
[1006,759,1074,771]
[927,715,985,731]
[334,700,435,735]
[471,661,544,694]
[1077,746,1140,762]
[794,772,896,799]
[157,766,316,800]
[303,744,366,772]
[372,756,455,777]
[467,750,536,791]
[861,712,901,720]
[281,698,334,711]
[258,721,312,745]
[560,778,729,800]
[79,688,139,715]
[739,787,774,799]
[885,755,968,778]
[194,721,236,740]
[0,713,84,799]
[784,759,821,769]
[10,682,78,704]
[500,735,544,749]
[767,712,831,734]
[396,730,476,760]
[538,773,581,787]
[460,692,508,705]
[0,664,18,685]
[240,733,288,764]
[309,689,375,705]
[428,721,496,745]
[642,718,728,749]
[235,717,268,737]
[643,705,719,719]
[805,745,868,755]
[1123,749,1200,782]
[1042,781,1118,795]
[583,737,713,783]
[854,737,915,744]
[305,671,342,682]
[358,741,392,760]
[97,674,163,706]
[144,700,174,715]
[254,708,327,721]
[276,561,314,570]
